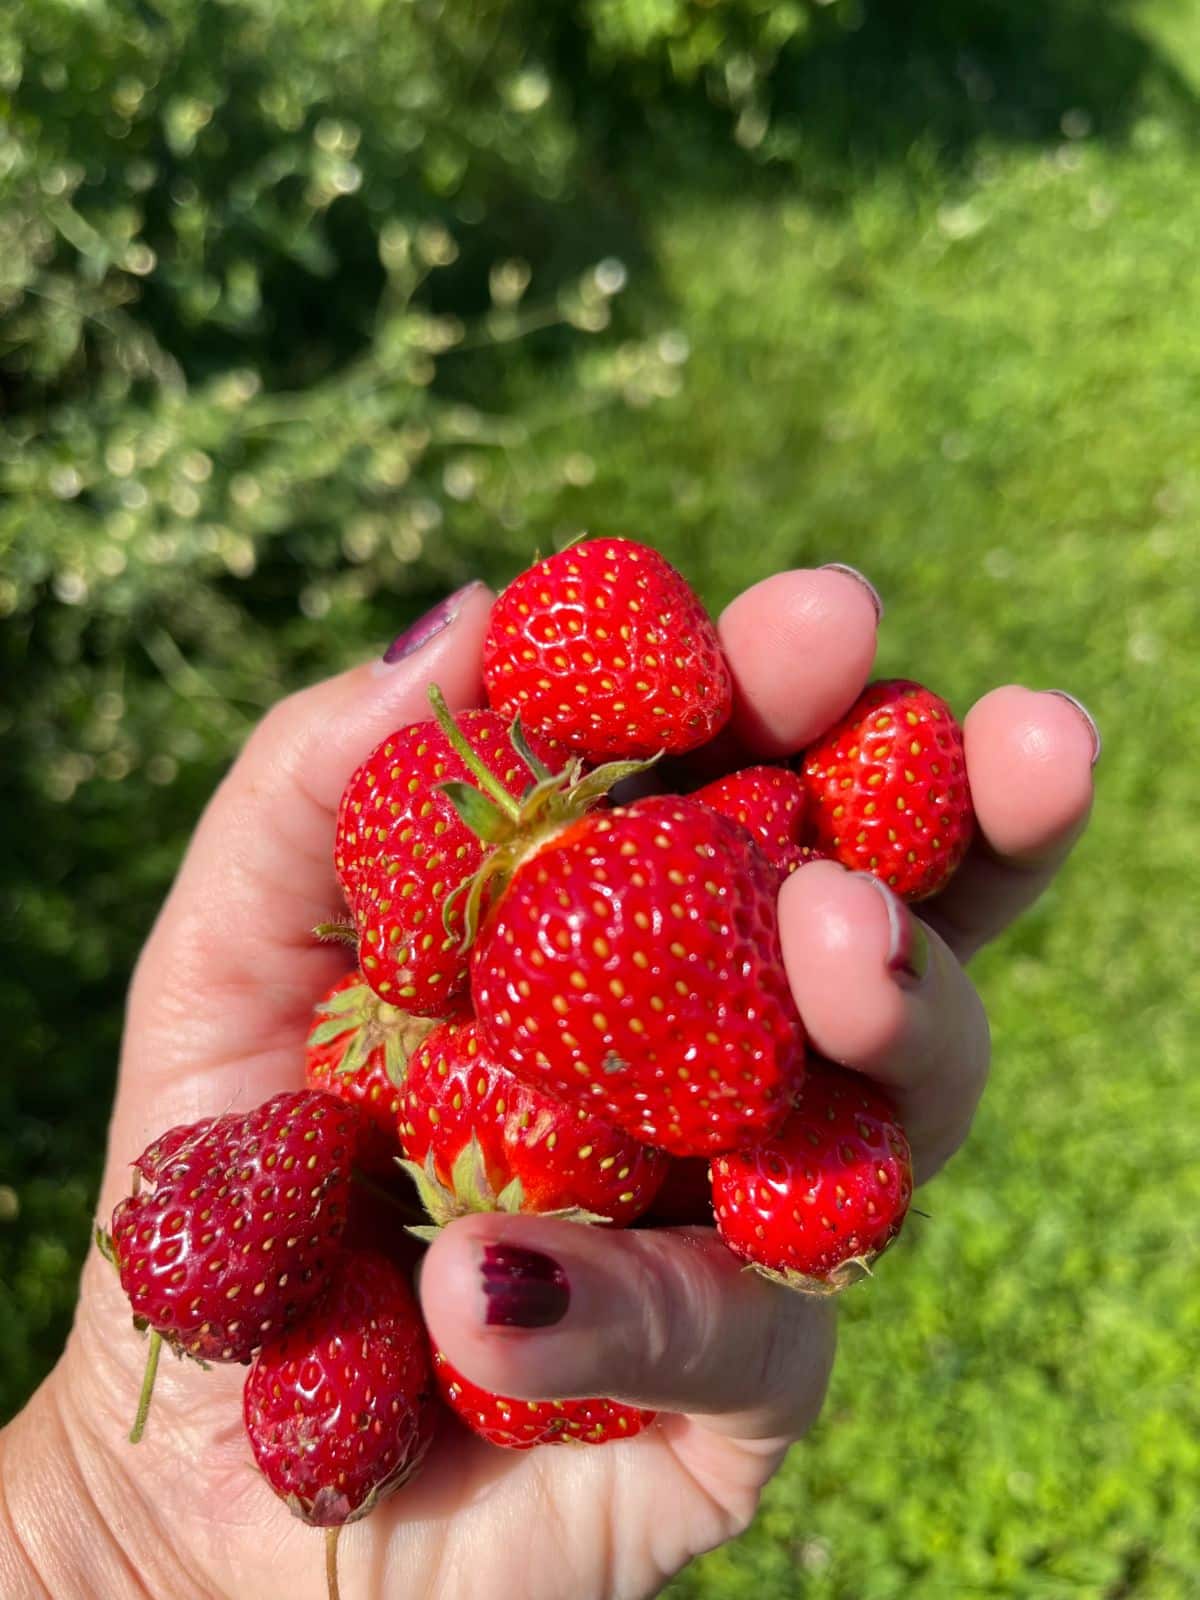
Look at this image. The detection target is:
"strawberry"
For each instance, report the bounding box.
[343,709,562,1016]
[798,679,974,901]
[305,973,439,1178]
[710,1060,913,1294]
[471,794,806,1157]
[103,1090,359,1440]
[398,1016,668,1231]
[482,537,733,762]
[244,1249,436,1595]
[433,1350,654,1449]
[692,765,810,879]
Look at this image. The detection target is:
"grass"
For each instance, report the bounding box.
[6,1,1200,1594]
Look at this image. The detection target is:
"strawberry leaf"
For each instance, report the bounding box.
[439,781,516,844]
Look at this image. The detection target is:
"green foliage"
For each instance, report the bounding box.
[4,0,1200,1595]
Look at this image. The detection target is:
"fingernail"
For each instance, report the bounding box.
[382,582,483,664]
[819,564,884,622]
[481,1243,570,1329]
[853,872,930,988]
[1045,691,1101,767]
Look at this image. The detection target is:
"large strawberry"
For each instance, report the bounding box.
[692,765,810,879]
[710,1060,913,1294]
[471,795,806,1157]
[305,972,439,1178]
[433,1350,655,1450]
[482,537,733,762]
[399,1015,668,1231]
[102,1090,359,1440]
[244,1249,436,1597]
[798,679,974,901]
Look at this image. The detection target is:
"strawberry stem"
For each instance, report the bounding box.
[427,685,522,821]
[313,920,358,947]
[325,1526,342,1600]
[128,1327,162,1444]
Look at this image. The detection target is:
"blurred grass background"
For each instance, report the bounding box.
[2,1,1198,1594]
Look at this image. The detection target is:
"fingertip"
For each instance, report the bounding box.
[718,569,879,756]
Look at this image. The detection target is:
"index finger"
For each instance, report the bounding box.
[922,686,1099,962]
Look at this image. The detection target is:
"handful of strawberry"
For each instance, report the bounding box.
[98,538,974,1599]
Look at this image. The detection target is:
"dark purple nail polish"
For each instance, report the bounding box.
[1045,691,1101,767]
[382,582,481,664]
[481,1244,570,1328]
[819,564,884,622]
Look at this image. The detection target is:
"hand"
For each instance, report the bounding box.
[0,569,1097,1600]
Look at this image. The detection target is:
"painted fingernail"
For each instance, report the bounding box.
[481,1244,570,1329]
[1046,691,1101,767]
[853,872,930,988]
[382,581,483,664]
[819,564,884,622]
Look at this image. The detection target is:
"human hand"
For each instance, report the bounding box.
[0,568,1097,1600]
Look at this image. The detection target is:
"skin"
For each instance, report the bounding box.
[0,570,1097,1600]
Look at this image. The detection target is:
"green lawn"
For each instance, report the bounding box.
[4,1,1199,1594]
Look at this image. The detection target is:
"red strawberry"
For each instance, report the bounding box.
[305,973,439,1178]
[342,710,561,1016]
[710,1061,913,1294]
[482,537,732,762]
[471,794,806,1157]
[798,679,973,901]
[399,1016,668,1231]
[692,765,810,878]
[244,1249,436,1594]
[103,1090,359,1440]
[433,1350,654,1449]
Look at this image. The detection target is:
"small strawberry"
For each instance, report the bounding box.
[692,765,810,878]
[344,709,563,1016]
[305,973,439,1178]
[471,794,806,1157]
[433,1350,654,1449]
[710,1061,913,1294]
[798,679,973,901]
[398,1016,668,1232]
[103,1090,359,1440]
[244,1249,436,1597]
[482,537,733,762]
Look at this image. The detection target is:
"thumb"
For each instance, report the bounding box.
[419,1213,836,1445]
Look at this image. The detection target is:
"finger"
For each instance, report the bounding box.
[716,567,881,758]
[111,584,493,1153]
[923,687,1099,962]
[779,861,989,1183]
[420,1213,837,1445]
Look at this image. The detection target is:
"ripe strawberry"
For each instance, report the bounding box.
[692,765,810,878]
[471,794,806,1157]
[433,1350,654,1449]
[710,1061,913,1294]
[342,710,562,1016]
[399,1016,668,1231]
[482,537,733,762]
[244,1249,436,1594]
[799,679,973,901]
[103,1091,359,1440]
[305,973,439,1178]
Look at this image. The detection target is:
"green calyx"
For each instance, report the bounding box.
[426,683,660,950]
[399,1135,610,1242]
[307,980,437,1088]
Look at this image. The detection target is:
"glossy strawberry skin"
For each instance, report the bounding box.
[799,679,973,902]
[401,1016,668,1226]
[304,973,438,1179]
[109,1091,359,1362]
[472,795,806,1158]
[482,538,732,762]
[692,765,810,879]
[244,1250,436,1526]
[710,1061,913,1293]
[343,712,561,1017]
[433,1350,654,1450]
